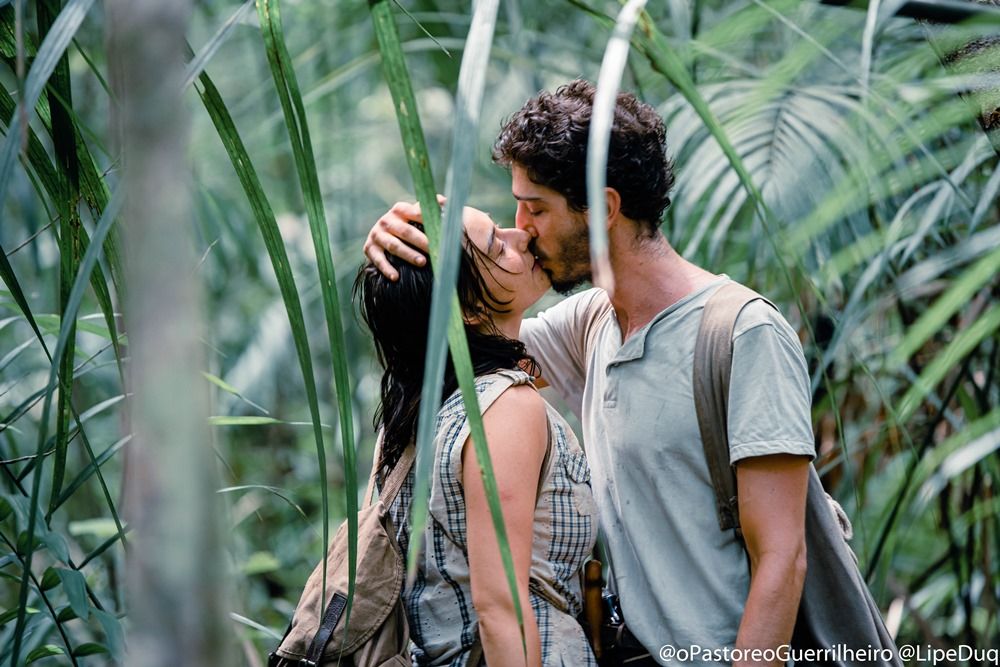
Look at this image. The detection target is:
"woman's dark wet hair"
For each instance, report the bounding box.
[354,223,540,477]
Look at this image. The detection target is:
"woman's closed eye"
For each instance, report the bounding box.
[489,225,506,258]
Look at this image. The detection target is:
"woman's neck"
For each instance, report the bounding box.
[490,313,524,341]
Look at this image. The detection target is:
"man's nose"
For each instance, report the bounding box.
[514,209,537,237]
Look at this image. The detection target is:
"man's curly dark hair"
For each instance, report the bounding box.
[492,79,675,235]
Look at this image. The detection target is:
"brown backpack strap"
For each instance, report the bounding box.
[466,638,484,666]
[363,430,385,509]
[377,442,416,508]
[364,432,416,509]
[692,282,776,537]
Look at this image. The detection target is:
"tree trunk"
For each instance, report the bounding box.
[107,0,233,664]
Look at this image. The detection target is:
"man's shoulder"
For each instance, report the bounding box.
[565,286,612,312]
[536,287,613,326]
[729,286,800,343]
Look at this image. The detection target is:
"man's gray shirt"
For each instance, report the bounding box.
[520,278,815,663]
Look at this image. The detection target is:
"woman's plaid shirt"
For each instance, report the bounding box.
[388,370,599,666]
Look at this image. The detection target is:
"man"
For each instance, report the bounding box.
[365,80,813,666]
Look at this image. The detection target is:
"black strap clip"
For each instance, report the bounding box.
[267,652,317,667]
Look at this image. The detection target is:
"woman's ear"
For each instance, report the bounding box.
[462,305,488,327]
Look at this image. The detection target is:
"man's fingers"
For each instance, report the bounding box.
[380,232,427,267]
[388,200,424,224]
[362,240,399,281]
[377,217,430,254]
[364,203,431,280]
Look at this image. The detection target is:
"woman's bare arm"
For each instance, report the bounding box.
[462,384,547,667]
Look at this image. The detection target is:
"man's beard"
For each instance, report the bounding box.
[549,265,591,295]
[537,223,592,295]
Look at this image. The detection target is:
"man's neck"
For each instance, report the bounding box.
[606,229,719,342]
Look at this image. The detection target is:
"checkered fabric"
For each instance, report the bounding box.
[387,370,599,666]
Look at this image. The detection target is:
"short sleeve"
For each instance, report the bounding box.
[519,289,612,415]
[726,301,816,464]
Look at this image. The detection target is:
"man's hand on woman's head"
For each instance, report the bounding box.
[364,195,446,281]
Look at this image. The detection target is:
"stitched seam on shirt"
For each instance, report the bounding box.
[731,319,779,340]
[730,441,815,462]
[731,438,814,447]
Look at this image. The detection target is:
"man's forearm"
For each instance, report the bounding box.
[734,549,806,666]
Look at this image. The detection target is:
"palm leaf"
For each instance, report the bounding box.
[896,303,1000,424]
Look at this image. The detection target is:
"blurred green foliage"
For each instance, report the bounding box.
[1,0,998,663]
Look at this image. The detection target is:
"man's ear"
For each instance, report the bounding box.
[605,187,622,229]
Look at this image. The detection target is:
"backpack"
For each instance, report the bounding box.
[692,282,901,666]
[269,441,450,666]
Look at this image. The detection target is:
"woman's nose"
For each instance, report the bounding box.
[509,228,532,252]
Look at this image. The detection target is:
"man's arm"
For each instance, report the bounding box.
[726,303,815,665]
[733,454,809,667]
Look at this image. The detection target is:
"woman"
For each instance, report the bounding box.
[355,207,598,667]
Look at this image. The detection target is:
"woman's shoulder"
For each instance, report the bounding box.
[483,381,546,424]
[440,368,538,413]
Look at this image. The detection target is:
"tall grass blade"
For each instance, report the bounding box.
[189,52,331,618]
[0,87,122,382]
[52,434,131,511]
[9,186,121,667]
[0,2,124,394]
[255,0,357,619]
[369,0,528,645]
[588,0,648,295]
[36,0,82,515]
[0,241,46,346]
[0,0,94,213]
[183,0,253,90]
[0,5,124,297]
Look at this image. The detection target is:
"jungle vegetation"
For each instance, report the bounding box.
[0,0,998,664]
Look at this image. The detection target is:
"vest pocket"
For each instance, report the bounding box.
[565,450,597,518]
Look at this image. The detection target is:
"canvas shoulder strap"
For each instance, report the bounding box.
[692,282,776,537]
[365,433,416,509]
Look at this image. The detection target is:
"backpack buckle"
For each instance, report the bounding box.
[266,651,317,667]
